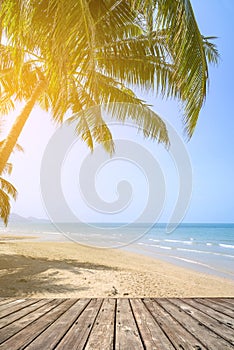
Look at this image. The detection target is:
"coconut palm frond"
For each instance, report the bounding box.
[1,162,13,175]
[73,111,94,151]
[202,36,220,65]
[0,177,17,200]
[0,189,11,225]
[0,177,17,225]
[0,94,15,115]
[95,72,169,145]
[153,0,218,138]
[69,106,115,154]
[0,0,219,163]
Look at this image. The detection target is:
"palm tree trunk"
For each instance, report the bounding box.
[0,79,46,174]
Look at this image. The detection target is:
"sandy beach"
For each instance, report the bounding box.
[0,235,233,298]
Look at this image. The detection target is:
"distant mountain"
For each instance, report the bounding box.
[9,213,28,222]
[27,216,50,223]
[9,213,50,223]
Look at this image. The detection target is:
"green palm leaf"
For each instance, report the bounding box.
[0,177,17,225]
[0,0,219,163]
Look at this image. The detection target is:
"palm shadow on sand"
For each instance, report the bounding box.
[0,252,117,297]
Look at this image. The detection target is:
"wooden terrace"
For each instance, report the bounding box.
[0,298,233,349]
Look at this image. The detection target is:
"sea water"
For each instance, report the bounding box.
[1,222,233,280]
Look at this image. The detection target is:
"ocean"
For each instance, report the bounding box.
[1,222,234,281]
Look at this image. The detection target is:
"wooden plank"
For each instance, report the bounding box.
[220,299,234,307]
[115,298,144,350]
[221,298,234,303]
[171,299,234,345]
[55,298,102,350]
[0,298,233,350]
[0,299,38,318]
[24,299,90,350]
[130,299,175,350]
[0,299,74,350]
[144,298,205,350]
[189,299,234,329]
[181,299,234,345]
[0,299,18,308]
[0,299,50,329]
[84,298,116,350]
[208,298,234,311]
[0,299,66,348]
[196,298,234,319]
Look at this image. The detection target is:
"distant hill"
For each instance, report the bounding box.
[27,216,50,223]
[9,213,50,223]
[9,213,28,222]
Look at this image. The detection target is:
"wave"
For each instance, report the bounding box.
[170,256,213,268]
[164,239,193,245]
[138,242,172,250]
[137,242,234,259]
[219,244,234,249]
[168,255,234,278]
[177,247,234,259]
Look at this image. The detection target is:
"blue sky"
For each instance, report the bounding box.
[4,0,234,223]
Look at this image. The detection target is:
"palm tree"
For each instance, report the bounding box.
[0,175,17,225]
[0,134,23,224]
[0,0,219,175]
[0,140,17,225]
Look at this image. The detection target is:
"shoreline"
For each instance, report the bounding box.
[0,238,233,298]
[123,243,234,281]
[1,230,233,281]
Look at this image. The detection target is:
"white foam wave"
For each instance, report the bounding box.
[164,239,193,245]
[164,239,181,243]
[171,256,213,268]
[176,247,234,258]
[219,244,234,249]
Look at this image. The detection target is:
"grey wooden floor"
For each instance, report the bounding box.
[0,298,233,349]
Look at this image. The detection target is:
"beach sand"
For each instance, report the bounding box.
[0,238,233,298]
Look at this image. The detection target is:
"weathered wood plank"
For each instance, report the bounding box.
[144,298,205,350]
[208,298,234,311]
[25,299,89,350]
[188,299,234,329]
[115,299,144,350]
[220,299,234,307]
[130,299,175,350]
[171,299,234,345]
[0,299,38,318]
[196,298,234,319]
[85,298,116,350]
[221,299,234,304]
[0,299,68,349]
[180,299,234,345]
[0,299,50,329]
[0,299,17,308]
[55,298,102,350]
[0,298,233,349]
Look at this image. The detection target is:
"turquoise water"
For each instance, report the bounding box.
[131,223,234,280]
[1,222,234,280]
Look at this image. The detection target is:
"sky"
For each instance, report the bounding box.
[3,0,234,224]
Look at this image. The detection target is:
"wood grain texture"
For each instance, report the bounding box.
[0,298,233,350]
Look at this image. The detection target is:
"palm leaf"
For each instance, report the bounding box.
[0,177,17,225]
